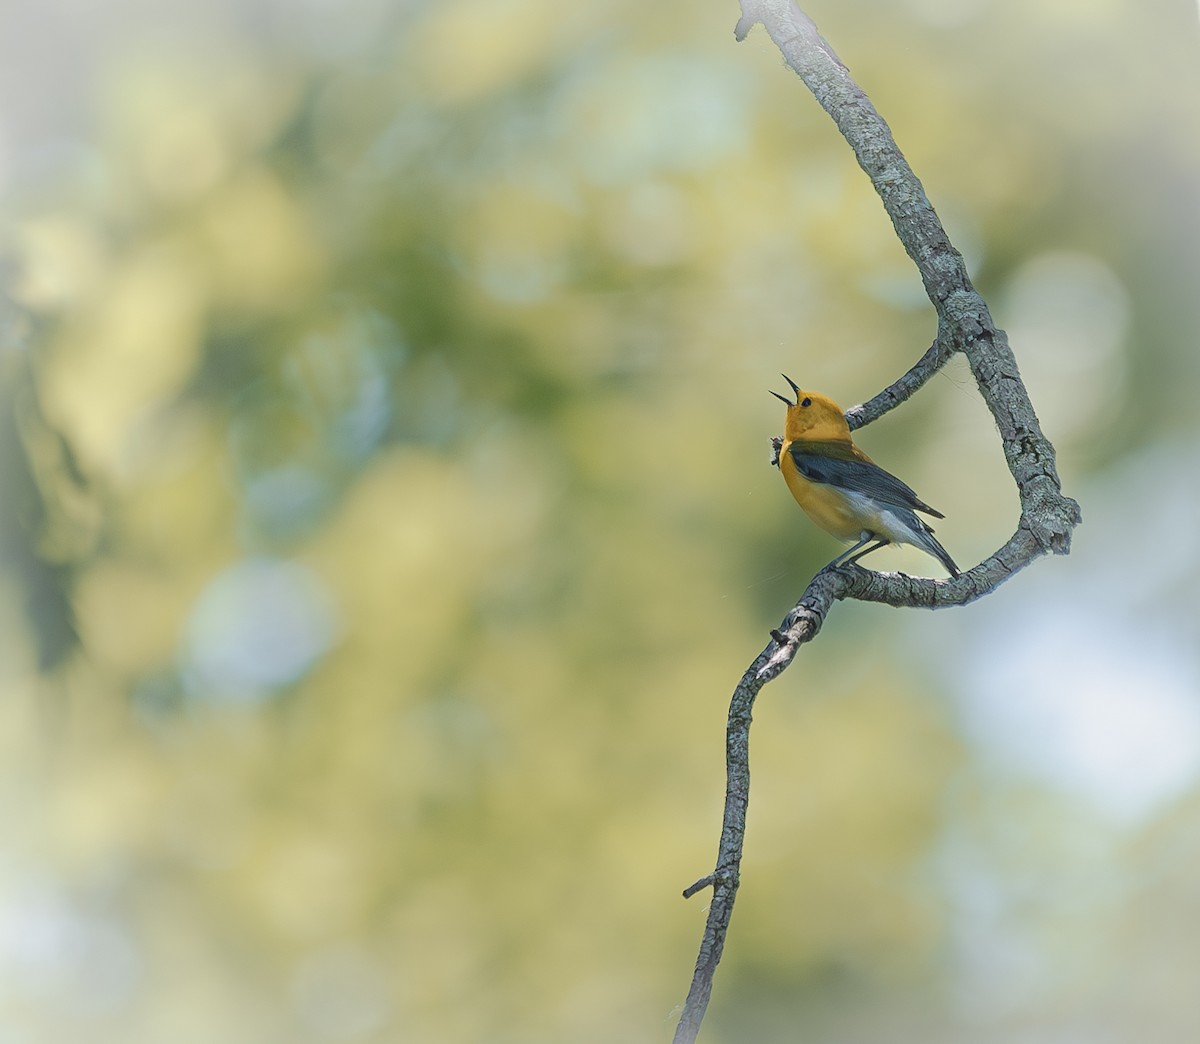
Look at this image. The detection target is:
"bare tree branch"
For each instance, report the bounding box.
[672,3,1083,1041]
[843,338,950,430]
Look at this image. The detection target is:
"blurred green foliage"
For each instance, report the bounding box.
[2,1,1200,1041]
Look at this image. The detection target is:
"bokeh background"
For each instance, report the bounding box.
[2,0,1199,1041]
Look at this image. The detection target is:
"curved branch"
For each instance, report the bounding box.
[673,4,1082,1042]
[735,0,1078,543]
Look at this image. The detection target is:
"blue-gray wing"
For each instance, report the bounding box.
[788,445,944,519]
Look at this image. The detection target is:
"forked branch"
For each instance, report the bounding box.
[672,4,1082,1041]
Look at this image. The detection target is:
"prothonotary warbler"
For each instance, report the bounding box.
[771,375,960,577]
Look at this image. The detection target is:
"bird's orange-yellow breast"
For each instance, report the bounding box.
[775,387,883,541]
[779,443,881,541]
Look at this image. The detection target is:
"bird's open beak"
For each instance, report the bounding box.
[771,373,801,407]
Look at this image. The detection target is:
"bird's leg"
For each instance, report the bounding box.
[826,533,870,569]
[843,538,890,567]
[826,531,890,571]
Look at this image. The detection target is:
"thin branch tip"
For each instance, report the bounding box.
[733,0,762,41]
[682,875,715,899]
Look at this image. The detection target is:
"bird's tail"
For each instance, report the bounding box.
[914,520,960,578]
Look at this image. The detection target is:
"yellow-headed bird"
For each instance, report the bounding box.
[772,375,959,577]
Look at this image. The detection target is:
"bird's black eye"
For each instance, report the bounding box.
[801,397,812,408]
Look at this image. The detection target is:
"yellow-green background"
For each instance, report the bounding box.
[3,1,1199,1041]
